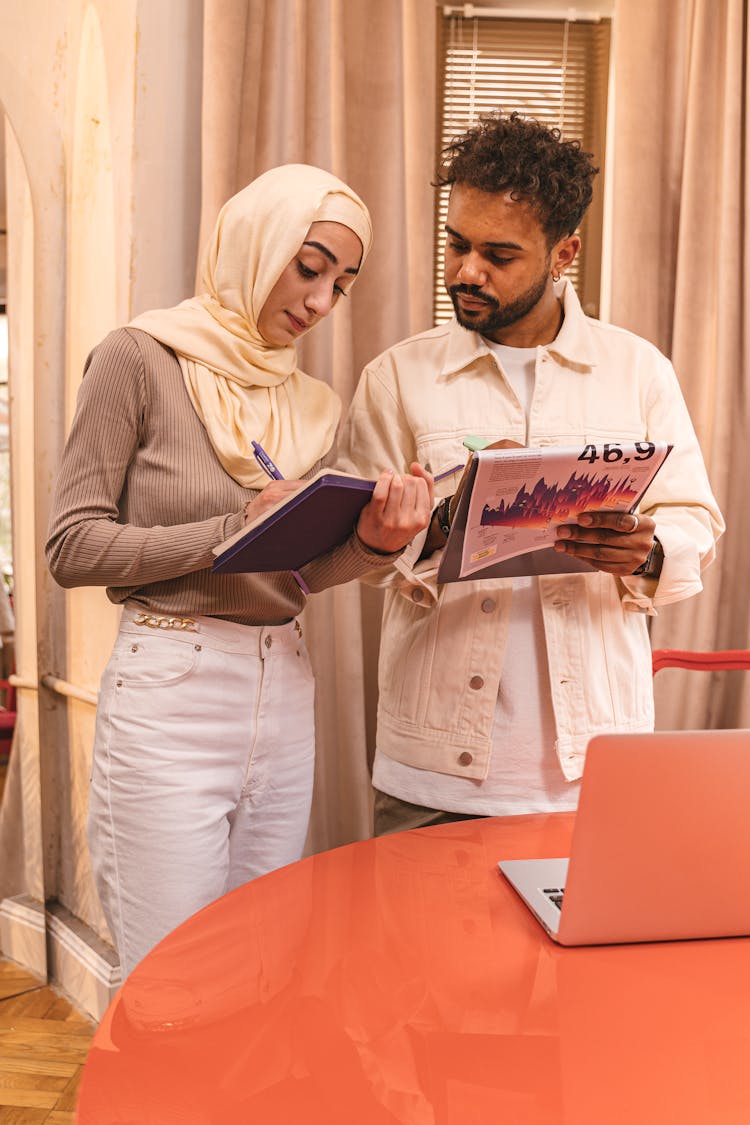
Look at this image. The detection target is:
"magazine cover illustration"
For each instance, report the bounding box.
[460,441,671,579]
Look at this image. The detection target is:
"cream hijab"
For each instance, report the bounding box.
[130,165,373,488]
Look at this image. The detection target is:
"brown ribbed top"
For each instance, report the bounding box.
[46,328,392,625]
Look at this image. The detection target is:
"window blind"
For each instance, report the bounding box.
[435,13,611,324]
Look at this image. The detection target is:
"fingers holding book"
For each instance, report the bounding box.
[356,462,434,553]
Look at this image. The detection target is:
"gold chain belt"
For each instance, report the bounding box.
[132,612,198,633]
[132,613,303,639]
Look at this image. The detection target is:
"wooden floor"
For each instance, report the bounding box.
[0,957,96,1123]
[0,958,95,1125]
[0,757,97,1121]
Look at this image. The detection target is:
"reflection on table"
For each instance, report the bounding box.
[76,813,750,1124]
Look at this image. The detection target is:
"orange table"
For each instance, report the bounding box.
[76,813,750,1124]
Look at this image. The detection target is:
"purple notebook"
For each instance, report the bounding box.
[212,471,376,574]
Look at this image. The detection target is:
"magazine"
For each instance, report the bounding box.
[437,441,672,583]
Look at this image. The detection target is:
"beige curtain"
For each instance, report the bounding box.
[610,0,750,729]
[200,0,437,847]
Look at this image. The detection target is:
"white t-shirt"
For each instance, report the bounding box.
[373,341,582,815]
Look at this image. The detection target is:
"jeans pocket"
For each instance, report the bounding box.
[113,631,201,688]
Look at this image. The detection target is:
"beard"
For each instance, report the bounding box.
[449,267,550,338]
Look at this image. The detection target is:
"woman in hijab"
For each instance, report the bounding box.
[46,164,432,976]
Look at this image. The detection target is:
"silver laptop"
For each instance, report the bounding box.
[498,729,750,945]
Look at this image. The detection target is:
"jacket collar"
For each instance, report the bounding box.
[545,279,598,370]
[440,278,597,378]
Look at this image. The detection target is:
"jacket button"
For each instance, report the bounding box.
[411,588,424,602]
[469,675,484,690]
[481,598,495,613]
[458,751,473,766]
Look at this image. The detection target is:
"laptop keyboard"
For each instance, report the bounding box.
[543,887,565,910]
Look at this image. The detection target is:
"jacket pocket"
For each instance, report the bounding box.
[415,435,469,497]
[378,589,441,727]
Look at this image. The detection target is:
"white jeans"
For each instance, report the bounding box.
[87,604,316,977]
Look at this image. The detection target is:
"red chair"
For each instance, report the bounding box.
[0,676,16,758]
[652,649,750,676]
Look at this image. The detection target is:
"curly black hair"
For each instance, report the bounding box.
[436,111,599,246]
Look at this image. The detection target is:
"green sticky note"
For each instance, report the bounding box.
[463,435,493,452]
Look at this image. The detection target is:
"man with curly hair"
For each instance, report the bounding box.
[337,111,723,833]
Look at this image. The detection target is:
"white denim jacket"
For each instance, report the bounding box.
[337,282,724,781]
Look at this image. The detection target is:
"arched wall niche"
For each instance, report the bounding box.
[0,4,70,978]
[0,104,45,974]
[0,2,204,1007]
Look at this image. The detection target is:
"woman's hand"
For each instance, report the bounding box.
[356,463,434,553]
[554,510,658,576]
[243,480,306,525]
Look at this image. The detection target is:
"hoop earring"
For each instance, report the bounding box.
[552,270,563,283]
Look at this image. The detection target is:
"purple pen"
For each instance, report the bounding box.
[252,440,283,480]
[251,440,310,595]
[434,462,464,483]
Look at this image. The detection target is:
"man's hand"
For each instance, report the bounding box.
[554,510,657,576]
[356,462,434,553]
[243,480,306,525]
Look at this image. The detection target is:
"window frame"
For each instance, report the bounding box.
[434,10,612,324]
